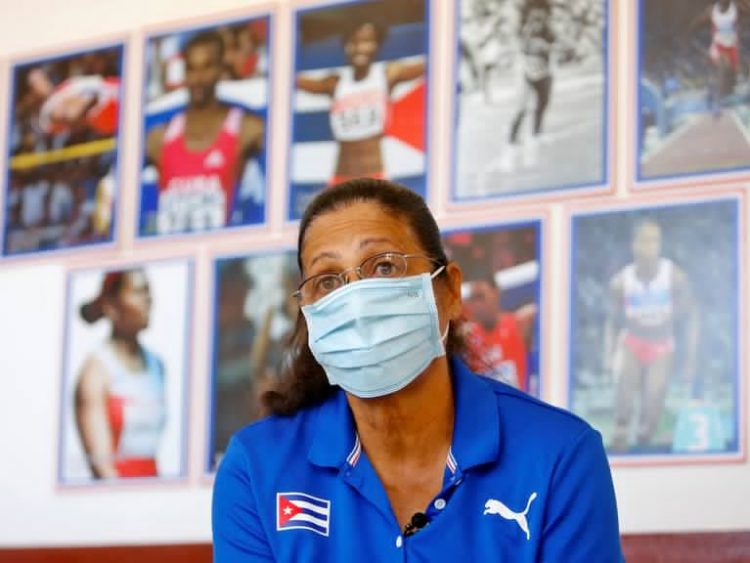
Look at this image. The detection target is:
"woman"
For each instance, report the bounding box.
[690,0,750,114]
[296,19,425,184]
[496,0,558,173]
[213,179,623,561]
[603,219,698,452]
[74,269,166,479]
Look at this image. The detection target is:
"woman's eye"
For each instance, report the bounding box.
[316,276,339,292]
[373,260,396,276]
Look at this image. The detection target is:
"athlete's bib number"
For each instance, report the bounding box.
[331,106,384,140]
[158,176,226,234]
[672,404,725,453]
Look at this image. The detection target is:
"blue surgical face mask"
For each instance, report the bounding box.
[301,269,448,399]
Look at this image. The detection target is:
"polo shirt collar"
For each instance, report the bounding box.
[449,356,501,470]
[307,357,501,471]
[307,387,357,469]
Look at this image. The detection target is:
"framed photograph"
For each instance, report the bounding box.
[568,196,743,462]
[453,0,608,200]
[442,220,542,396]
[3,43,124,256]
[208,250,299,471]
[139,14,271,237]
[58,259,192,485]
[637,0,750,182]
[289,0,430,219]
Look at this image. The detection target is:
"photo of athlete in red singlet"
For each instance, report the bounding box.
[145,31,265,235]
[462,278,537,391]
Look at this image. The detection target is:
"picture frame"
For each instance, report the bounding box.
[567,193,744,464]
[58,258,193,485]
[288,0,432,220]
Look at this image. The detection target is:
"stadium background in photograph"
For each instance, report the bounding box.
[569,199,740,459]
[208,251,299,471]
[454,0,607,200]
[4,45,124,256]
[638,0,750,180]
[139,16,270,237]
[289,0,430,220]
[442,221,542,397]
[59,260,192,485]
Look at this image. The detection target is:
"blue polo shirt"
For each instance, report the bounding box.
[213,358,624,562]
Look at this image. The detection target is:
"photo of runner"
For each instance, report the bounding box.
[638,0,750,180]
[569,199,740,458]
[455,0,607,199]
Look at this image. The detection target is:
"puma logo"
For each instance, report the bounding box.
[483,492,538,540]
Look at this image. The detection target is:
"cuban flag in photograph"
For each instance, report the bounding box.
[276,492,331,536]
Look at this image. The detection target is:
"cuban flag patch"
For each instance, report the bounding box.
[276,492,331,536]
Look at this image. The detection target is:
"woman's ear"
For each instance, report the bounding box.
[101,301,119,323]
[443,261,463,321]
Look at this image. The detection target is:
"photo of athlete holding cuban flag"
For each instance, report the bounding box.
[139,15,270,237]
[289,0,429,219]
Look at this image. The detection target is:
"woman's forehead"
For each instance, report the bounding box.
[300,202,420,262]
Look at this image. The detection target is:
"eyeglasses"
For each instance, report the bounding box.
[294,252,444,304]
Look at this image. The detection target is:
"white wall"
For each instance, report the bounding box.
[0,0,748,549]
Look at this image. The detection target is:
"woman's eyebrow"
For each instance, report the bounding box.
[308,250,340,269]
[358,237,396,249]
[307,238,399,269]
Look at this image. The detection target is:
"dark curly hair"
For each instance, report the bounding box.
[261,178,465,416]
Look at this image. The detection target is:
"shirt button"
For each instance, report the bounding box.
[434,498,446,510]
[396,535,403,548]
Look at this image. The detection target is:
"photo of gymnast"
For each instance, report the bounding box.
[289,0,429,219]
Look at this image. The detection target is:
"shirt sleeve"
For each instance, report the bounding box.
[539,427,625,563]
[212,437,275,562]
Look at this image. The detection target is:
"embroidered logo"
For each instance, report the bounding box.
[276,492,331,536]
[483,492,538,540]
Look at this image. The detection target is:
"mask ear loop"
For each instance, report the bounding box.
[429,264,449,344]
[430,264,446,279]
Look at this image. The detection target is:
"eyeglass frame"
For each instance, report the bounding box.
[293,251,446,304]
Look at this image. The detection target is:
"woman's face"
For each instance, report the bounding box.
[106,270,152,334]
[300,200,462,330]
[344,23,380,70]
